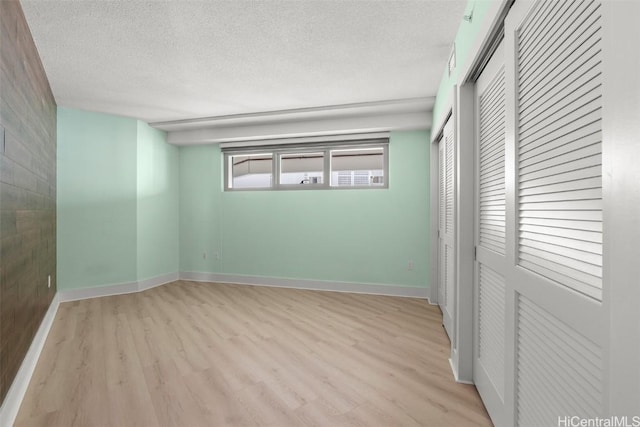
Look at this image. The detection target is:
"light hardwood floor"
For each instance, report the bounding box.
[15,281,492,426]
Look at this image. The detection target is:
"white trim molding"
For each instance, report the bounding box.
[218,131,389,150]
[54,272,426,302]
[449,355,474,385]
[138,272,180,292]
[0,294,60,427]
[58,272,179,302]
[179,271,429,299]
[57,280,138,302]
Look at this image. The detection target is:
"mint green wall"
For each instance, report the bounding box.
[136,121,179,280]
[59,108,429,290]
[179,144,222,273]
[57,108,179,290]
[179,131,430,288]
[57,108,138,289]
[432,0,497,128]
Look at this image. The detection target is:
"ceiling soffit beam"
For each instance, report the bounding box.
[153,97,433,131]
[166,111,431,146]
[155,98,433,146]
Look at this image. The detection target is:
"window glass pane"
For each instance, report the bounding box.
[230,153,273,189]
[330,147,384,187]
[280,152,324,185]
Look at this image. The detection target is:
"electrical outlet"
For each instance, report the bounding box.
[214,251,220,260]
[407,260,415,271]
[202,252,207,259]
[48,275,51,288]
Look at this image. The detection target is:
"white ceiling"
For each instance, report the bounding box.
[21,0,467,124]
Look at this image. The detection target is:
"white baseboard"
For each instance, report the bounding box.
[57,272,427,302]
[0,293,60,427]
[449,357,474,385]
[58,280,138,302]
[58,272,179,302]
[179,271,429,299]
[138,272,179,292]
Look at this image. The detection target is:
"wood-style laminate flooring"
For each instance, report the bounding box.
[15,281,492,426]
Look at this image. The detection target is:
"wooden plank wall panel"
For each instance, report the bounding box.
[0,0,57,403]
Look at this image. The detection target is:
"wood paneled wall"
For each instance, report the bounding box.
[0,0,57,403]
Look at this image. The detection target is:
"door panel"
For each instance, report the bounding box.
[438,117,455,339]
[504,1,606,425]
[474,39,506,426]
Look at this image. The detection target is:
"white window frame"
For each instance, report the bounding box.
[223,139,389,191]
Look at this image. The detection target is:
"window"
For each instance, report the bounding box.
[228,153,273,189]
[223,137,388,191]
[280,152,324,186]
[330,147,384,187]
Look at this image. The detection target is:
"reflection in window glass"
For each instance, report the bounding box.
[280,152,324,185]
[224,141,388,191]
[229,153,273,189]
[330,147,384,187]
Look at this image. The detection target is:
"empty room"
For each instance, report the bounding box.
[0,0,638,426]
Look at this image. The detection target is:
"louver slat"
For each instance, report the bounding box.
[519,217,602,232]
[439,145,445,231]
[518,237,602,266]
[520,209,601,222]
[517,0,603,300]
[519,2,601,96]
[520,57,601,127]
[520,224,601,243]
[479,69,506,255]
[517,0,564,61]
[478,265,506,398]
[444,245,452,311]
[519,187,601,204]
[516,296,603,426]
[445,124,455,235]
[519,165,601,191]
[519,176,601,197]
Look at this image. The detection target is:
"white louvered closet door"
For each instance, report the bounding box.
[503,1,606,425]
[438,117,455,340]
[474,39,506,427]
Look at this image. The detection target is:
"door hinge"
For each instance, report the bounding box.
[474,246,477,260]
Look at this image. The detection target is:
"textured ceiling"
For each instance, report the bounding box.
[21,0,467,123]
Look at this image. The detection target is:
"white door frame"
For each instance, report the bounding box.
[452,83,475,383]
[430,0,513,384]
[601,1,640,415]
[429,86,475,384]
[429,129,440,307]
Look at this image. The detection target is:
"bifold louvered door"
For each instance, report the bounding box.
[438,117,455,339]
[501,1,606,425]
[474,39,506,426]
